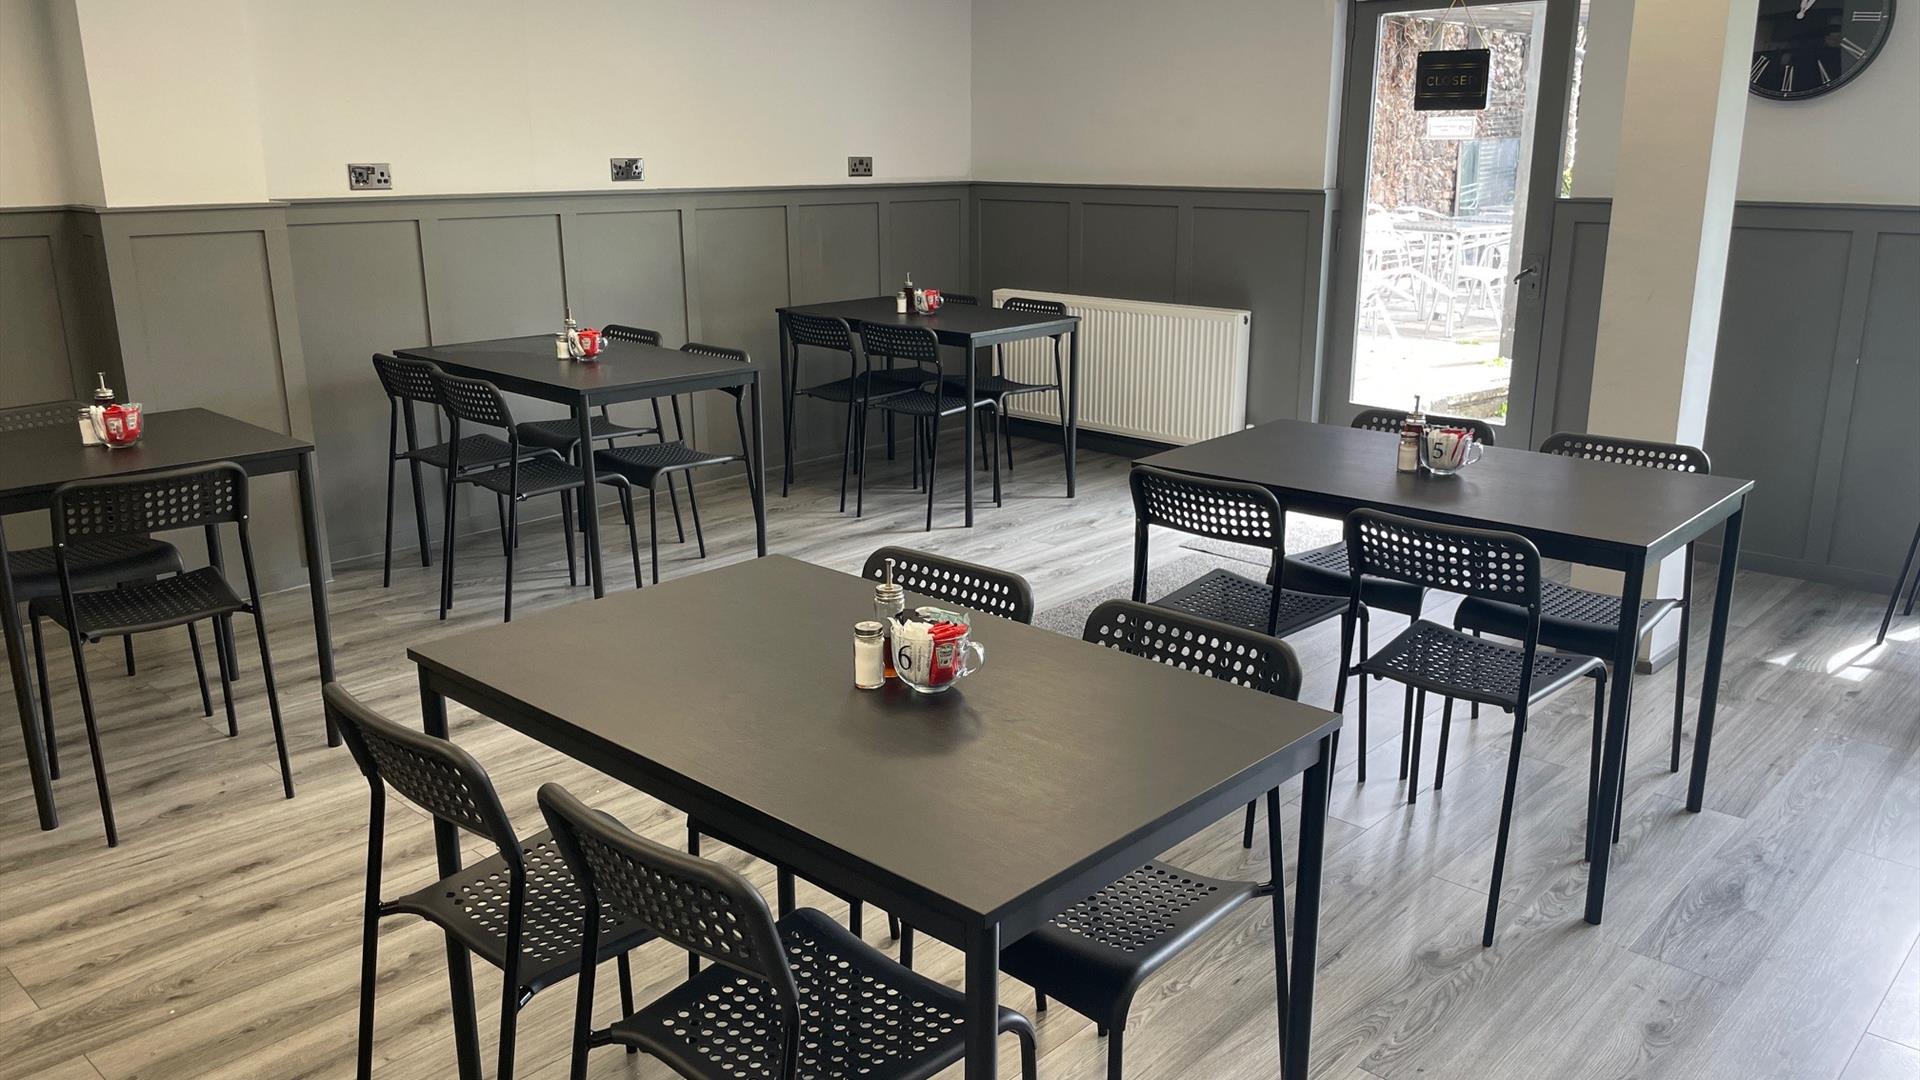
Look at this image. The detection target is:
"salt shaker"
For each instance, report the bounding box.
[874,557,905,679]
[854,621,885,689]
[1396,395,1425,474]
[77,406,101,446]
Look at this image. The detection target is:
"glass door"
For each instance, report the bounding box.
[1322,0,1581,447]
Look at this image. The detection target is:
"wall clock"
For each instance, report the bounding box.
[1751,0,1896,99]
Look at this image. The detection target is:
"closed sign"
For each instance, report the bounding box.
[1414,48,1490,111]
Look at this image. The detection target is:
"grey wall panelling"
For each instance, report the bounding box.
[1534,199,1920,592]
[969,183,1330,425]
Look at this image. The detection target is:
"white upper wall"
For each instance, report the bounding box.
[1572,0,1920,204]
[0,0,103,206]
[252,0,972,199]
[970,0,1340,189]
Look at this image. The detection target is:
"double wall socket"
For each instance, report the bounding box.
[610,157,645,182]
[847,156,874,178]
[346,163,392,191]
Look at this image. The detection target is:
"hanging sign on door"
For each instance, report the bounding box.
[1415,48,1490,111]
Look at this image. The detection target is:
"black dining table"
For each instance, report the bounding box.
[395,335,768,597]
[410,554,1337,1080]
[0,408,335,831]
[774,296,1081,524]
[1139,418,1754,925]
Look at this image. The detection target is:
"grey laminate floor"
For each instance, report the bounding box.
[1,438,1915,1080]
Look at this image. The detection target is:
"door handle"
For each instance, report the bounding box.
[1512,264,1540,285]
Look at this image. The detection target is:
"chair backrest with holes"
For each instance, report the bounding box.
[1539,432,1710,475]
[862,546,1035,624]
[324,682,520,860]
[538,782,796,999]
[52,463,248,545]
[1345,509,1539,613]
[681,341,748,364]
[430,368,516,432]
[786,312,853,353]
[1130,464,1283,550]
[940,292,978,306]
[0,400,88,434]
[1001,296,1067,319]
[1351,407,1498,446]
[1083,599,1302,700]
[857,322,940,369]
[601,324,662,347]
[371,354,441,406]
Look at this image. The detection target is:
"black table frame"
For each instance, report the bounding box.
[395,338,768,598]
[411,558,1336,1080]
[1140,421,1752,926]
[774,298,1081,526]
[0,409,336,831]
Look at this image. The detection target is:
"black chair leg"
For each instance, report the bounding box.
[839,396,857,513]
[66,632,117,846]
[244,595,295,799]
[616,952,638,1054]
[1036,990,1048,1013]
[496,984,520,1080]
[356,872,381,1080]
[1672,598,1691,774]
[1885,522,1920,645]
[559,492,577,590]
[30,615,57,780]
[1107,1023,1126,1080]
[899,925,914,969]
[1585,672,1606,863]
[651,400,688,543]
[409,459,432,568]
[924,409,941,532]
[1398,687,1415,780]
[505,498,523,623]
[887,913,900,940]
[647,485,661,585]
[855,404,869,517]
[618,486,643,588]
[382,452,398,587]
[438,478,459,620]
[213,616,238,736]
[1407,688,1428,804]
[1483,706,1529,946]
[122,629,135,676]
[1002,399,1016,474]
[686,826,703,980]
[989,406,1003,507]
[1242,801,1257,849]
[496,494,510,559]
[1434,697,1456,791]
[1470,629,1483,720]
[1356,609,1371,784]
[683,470,707,558]
[849,898,864,936]
[187,620,212,718]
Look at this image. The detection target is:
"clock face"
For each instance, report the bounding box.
[1751,0,1896,99]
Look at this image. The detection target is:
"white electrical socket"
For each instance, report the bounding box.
[346,163,392,191]
[610,158,645,182]
[848,156,874,178]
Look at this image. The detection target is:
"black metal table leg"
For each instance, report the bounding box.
[1585,552,1646,925]
[1688,501,1744,812]
[778,313,795,497]
[575,397,606,599]
[419,674,483,1079]
[296,451,340,746]
[1066,324,1080,498]
[749,374,768,557]
[0,516,57,830]
[963,920,1000,1080]
[963,345,977,527]
[1285,738,1329,1080]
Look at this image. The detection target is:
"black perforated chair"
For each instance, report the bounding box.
[860,545,1035,624]
[858,323,1000,529]
[325,684,654,1080]
[947,296,1071,483]
[516,324,694,545]
[1335,510,1606,945]
[939,292,978,306]
[1453,432,1709,776]
[782,312,909,505]
[540,782,1039,1080]
[596,343,756,585]
[371,354,537,587]
[998,600,1300,1080]
[1879,517,1920,646]
[29,464,291,846]
[3,399,194,684]
[432,369,637,621]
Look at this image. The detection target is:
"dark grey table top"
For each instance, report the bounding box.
[396,336,757,404]
[1140,419,1754,564]
[777,296,1078,347]
[0,408,311,509]
[410,555,1336,927]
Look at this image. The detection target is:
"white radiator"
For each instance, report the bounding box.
[989,290,1251,445]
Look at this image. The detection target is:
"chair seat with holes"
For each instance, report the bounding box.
[29,566,244,638]
[407,433,541,472]
[944,371,1052,398]
[1453,580,1679,660]
[389,829,656,998]
[1154,568,1348,638]
[999,862,1260,1024]
[610,908,1023,1080]
[7,536,183,605]
[874,387,992,418]
[461,454,587,499]
[1280,541,1425,619]
[597,441,735,485]
[516,415,659,452]
[797,372,917,404]
[1359,620,1604,710]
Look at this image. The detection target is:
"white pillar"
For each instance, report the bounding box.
[1582,0,1757,661]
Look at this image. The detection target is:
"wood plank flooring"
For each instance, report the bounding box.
[2,437,1916,1080]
